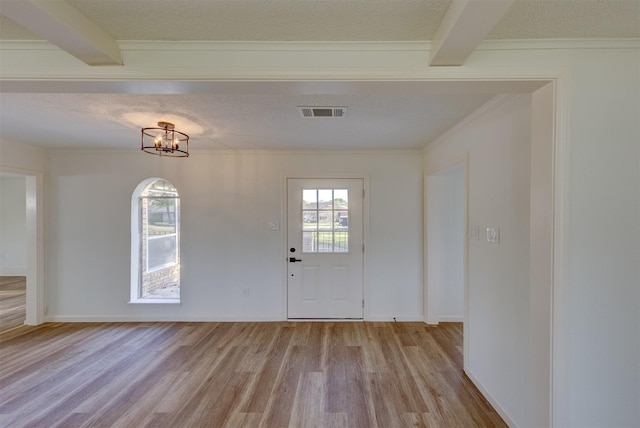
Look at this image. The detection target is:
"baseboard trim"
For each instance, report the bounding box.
[464,367,517,427]
[44,315,427,323]
[44,315,285,323]
[0,267,27,276]
[439,316,464,322]
[288,318,363,322]
[366,316,424,322]
[44,315,430,322]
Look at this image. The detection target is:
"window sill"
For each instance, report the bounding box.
[129,299,181,305]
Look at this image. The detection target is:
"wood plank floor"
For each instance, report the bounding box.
[0,276,26,333]
[0,322,506,427]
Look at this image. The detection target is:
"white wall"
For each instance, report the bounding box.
[425,94,535,426]
[465,45,640,428]
[0,176,27,275]
[554,49,639,428]
[425,163,465,323]
[421,44,640,427]
[44,150,424,321]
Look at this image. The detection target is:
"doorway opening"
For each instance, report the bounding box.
[425,160,466,326]
[0,170,43,326]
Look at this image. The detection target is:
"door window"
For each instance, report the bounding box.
[302,188,349,253]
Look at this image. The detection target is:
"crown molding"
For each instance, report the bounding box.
[121,40,433,52]
[478,38,640,50]
[0,39,433,51]
[0,40,59,50]
[2,38,636,52]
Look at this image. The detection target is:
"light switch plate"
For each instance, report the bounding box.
[472,225,480,240]
[486,227,500,243]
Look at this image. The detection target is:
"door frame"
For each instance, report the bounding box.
[424,155,469,364]
[282,174,369,321]
[0,166,45,326]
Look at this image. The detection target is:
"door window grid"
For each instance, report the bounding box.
[302,188,349,253]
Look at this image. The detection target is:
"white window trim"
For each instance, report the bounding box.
[130,178,181,304]
[129,298,181,305]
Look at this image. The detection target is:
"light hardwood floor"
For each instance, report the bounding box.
[0,321,506,427]
[0,276,26,333]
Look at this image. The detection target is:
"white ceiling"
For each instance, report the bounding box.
[0,0,638,151]
[0,88,498,150]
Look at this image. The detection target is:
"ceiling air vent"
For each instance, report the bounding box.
[298,106,347,118]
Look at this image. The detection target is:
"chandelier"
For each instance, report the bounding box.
[141,121,189,157]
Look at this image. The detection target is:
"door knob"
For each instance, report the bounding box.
[289,257,302,262]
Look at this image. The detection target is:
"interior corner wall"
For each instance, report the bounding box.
[43,150,423,322]
[0,176,27,275]
[0,139,48,173]
[429,163,465,322]
[424,94,534,427]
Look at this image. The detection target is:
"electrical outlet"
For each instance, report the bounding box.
[472,225,480,240]
[242,288,250,297]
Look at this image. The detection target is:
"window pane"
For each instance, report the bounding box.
[303,189,317,209]
[336,212,348,228]
[144,179,177,196]
[148,198,176,235]
[303,211,317,230]
[334,231,349,252]
[318,189,333,208]
[148,235,177,270]
[303,231,316,252]
[318,211,333,230]
[334,189,348,209]
[317,232,333,252]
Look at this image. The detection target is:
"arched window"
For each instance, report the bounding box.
[131,178,180,303]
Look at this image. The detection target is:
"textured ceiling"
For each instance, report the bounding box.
[489,0,640,39]
[1,0,638,41]
[0,91,496,150]
[0,0,452,41]
[0,0,637,152]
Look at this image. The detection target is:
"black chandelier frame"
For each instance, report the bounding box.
[141,121,189,157]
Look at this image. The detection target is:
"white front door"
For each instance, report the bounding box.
[287,178,364,319]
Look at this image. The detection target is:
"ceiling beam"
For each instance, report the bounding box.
[1,0,122,66]
[429,0,515,66]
